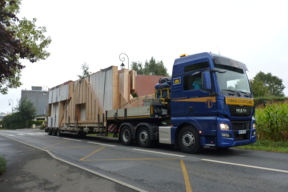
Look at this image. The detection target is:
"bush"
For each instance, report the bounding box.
[0,156,7,175]
[28,120,44,126]
[254,96,288,107]
[256,103,288,141]
[40,124,46,130]
[2,112,26,129]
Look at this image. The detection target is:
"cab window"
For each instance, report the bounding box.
[183,73,203,91]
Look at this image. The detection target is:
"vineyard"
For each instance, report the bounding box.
[256,103,288,141]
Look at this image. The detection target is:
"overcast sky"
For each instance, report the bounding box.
[1,0,288,113]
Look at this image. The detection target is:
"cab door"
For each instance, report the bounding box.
[182,71,216,116]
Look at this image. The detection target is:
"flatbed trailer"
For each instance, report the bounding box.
[46,52,256,153]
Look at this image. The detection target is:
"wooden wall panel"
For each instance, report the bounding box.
[50,66,138,127]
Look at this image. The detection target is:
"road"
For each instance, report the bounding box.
[1,129,288,192]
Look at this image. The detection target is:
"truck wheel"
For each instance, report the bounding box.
[78,132,87,138]
[48,128,52,135]
[137,127,153,148]
[57,129,62,137]
[178,126,202,154]
[120,126,133,146]
[52,128,57,136]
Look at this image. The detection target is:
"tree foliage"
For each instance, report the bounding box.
[77,62,92,79]
[131,57,169,76]
[2,97,36,129]
[253,71,285,97]
[0,0,51,94]
[250,79,268,97]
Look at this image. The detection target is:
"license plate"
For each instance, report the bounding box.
[238,130,246,134]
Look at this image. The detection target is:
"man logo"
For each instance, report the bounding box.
[206,99,213,108]
[236,108,247,113]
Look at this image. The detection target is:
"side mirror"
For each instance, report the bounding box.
[202,71,212,90]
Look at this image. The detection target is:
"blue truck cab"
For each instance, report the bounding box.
[170,52,256,153]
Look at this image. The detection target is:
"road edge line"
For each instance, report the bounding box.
[202,159,288,174]
[1,135,147,192]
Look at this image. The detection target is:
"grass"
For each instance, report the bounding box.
[87,133,117,138]
[0,156,7,175]
[236,140,288,153]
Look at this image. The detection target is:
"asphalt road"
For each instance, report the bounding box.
[1,129,288,192]
[0,136,136,192]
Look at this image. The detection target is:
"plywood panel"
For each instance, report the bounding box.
[49,66,138,128]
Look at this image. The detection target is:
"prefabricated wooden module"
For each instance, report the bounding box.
[47,66,139,130]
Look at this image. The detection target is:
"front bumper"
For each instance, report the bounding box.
[200,116,256,147]
[217,116,256,147]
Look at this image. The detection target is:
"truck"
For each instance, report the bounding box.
[46,52,256,153]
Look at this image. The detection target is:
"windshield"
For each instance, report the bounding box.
[215,65,251,95]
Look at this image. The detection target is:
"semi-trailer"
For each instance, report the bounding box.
[46,52,256,153]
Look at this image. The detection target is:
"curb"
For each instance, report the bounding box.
[0,135,147,192]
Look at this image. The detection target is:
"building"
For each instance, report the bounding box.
[21,86,49,120]
[135,74,169,97]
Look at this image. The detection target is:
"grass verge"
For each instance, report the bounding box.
[0,156,7,175]
[236,140,288,153]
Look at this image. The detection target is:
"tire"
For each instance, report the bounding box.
[178,126,202,154]
[52,128,57,136]
[137,127,153,148]
[78,132,86,138]
[57,129,62,137]
[48,128,52,135]
[120,126,133,146]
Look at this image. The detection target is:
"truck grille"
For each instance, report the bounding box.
[231,121,251,141]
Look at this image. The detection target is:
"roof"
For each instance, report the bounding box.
[135,75,168,97]
[173,52,248,76]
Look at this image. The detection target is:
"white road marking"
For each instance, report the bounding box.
[202,159,288,174]
[7,134,15,136]
[87,142,115,147]
[132,148,185,157]
[17,134,24,135]
[63,138,81,142]
[27,133,35,135]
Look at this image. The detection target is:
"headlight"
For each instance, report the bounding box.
[220,123,230,130]
[253,123,256,130]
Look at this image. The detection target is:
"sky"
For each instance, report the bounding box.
[1,0,288,113]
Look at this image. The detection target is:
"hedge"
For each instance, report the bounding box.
[254,97,288,107]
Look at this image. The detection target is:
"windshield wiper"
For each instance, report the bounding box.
[222,89,241,97]
[237,91,252,98]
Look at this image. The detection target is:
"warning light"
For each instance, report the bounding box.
[199,131,202,134]
[211,141,214,143]
[180,54,189,57]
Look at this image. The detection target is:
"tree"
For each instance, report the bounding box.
[14,97,36,127]
[250,79,268,97]
[254,71,285,97]
[2,97,36,129]
[131,57,169,76]
[0,0,51,94]
[77,63,92,79]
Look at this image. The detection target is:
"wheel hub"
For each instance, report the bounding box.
[139,130,148,144]
[182,132,195,147]
[123,129,130,142]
